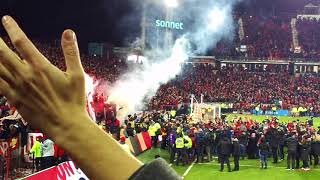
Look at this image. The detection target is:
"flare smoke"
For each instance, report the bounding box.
[106,0,240,120]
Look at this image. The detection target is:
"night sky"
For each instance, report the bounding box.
[0,0,315,47]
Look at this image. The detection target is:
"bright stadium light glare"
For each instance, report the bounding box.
[164,0,179,8]
[207,8,226,32]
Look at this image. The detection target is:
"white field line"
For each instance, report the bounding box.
[182,160,196,178]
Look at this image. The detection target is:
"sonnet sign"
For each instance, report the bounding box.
[155,19,184,30]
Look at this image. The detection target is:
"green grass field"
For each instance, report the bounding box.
[137,114,320,180]
[226,114,320,128]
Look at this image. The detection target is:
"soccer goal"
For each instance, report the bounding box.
[191,103,221,123]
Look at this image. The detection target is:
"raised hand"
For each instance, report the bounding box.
[0,16,86,136]
[0,16,143,180]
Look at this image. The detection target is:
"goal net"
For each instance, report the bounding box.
[191,103,221,123]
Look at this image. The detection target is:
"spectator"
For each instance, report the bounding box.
[41,137,55,170]
[29,137,43,172]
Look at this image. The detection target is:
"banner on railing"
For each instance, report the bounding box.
[252,110,290,116]
[23,161,88,180]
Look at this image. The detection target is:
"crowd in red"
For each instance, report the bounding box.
[149,64,320,116]
[214,15,320,61]
[296,18,320,59]
[2,37,320,117]
[242,15,292,60]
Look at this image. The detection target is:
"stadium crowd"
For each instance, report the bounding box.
[2,14,320,177]
[296,18,320,59]
[213,15,320,61]
[149,64,320,116]
[242,15,292,60]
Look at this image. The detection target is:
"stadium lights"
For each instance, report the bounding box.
[127,55,147,63]
[164,0,179,8]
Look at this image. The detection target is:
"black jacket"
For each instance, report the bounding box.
[126,127,135,137]
[218,139,232,156]
[287,137,298,153]
[258,142,270,155]
[301,141,311,161]
[311,141,320,156]
[269,129,280,148]
[232,141,241,156]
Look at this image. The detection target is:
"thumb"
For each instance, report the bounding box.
[61,29,84,76]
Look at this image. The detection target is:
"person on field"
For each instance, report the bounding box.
[258,136,270,169]
[286,134,298,170]
[232,138,241,171]
[217,136,232,172]
[175,133,186,166]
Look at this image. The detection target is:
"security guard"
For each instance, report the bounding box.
[29,137,43,171]
[175,133,185,166]
[184,134,193,164]
[148,121,161,149]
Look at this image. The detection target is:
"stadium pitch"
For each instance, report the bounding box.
[138,114,320,180]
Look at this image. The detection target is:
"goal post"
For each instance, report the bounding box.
[191,103,221,123]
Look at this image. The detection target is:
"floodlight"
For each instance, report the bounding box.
[164,0,178,8]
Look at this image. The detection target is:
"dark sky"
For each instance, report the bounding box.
[0,0,135,46]
[0,0,315,46]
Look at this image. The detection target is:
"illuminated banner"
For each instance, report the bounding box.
[155,20,184,30]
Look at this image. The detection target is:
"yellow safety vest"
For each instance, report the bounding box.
[184,136,192,149]
[177,127,182,134]
[292,108,298,113]
[30,141,42,158]
[129,121,135,128]
[170,110,176,117]
[175,138,185,149]
[148,125,157,137]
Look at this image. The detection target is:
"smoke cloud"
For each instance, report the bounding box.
[105,0,240,120]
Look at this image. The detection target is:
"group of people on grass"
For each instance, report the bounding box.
[115,111,320,172]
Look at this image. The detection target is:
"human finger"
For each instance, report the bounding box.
[2,16,50,67]
[61,29,84,77]
[0,78,15,101]
[0,63,16,85]
[0,37,24,73]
